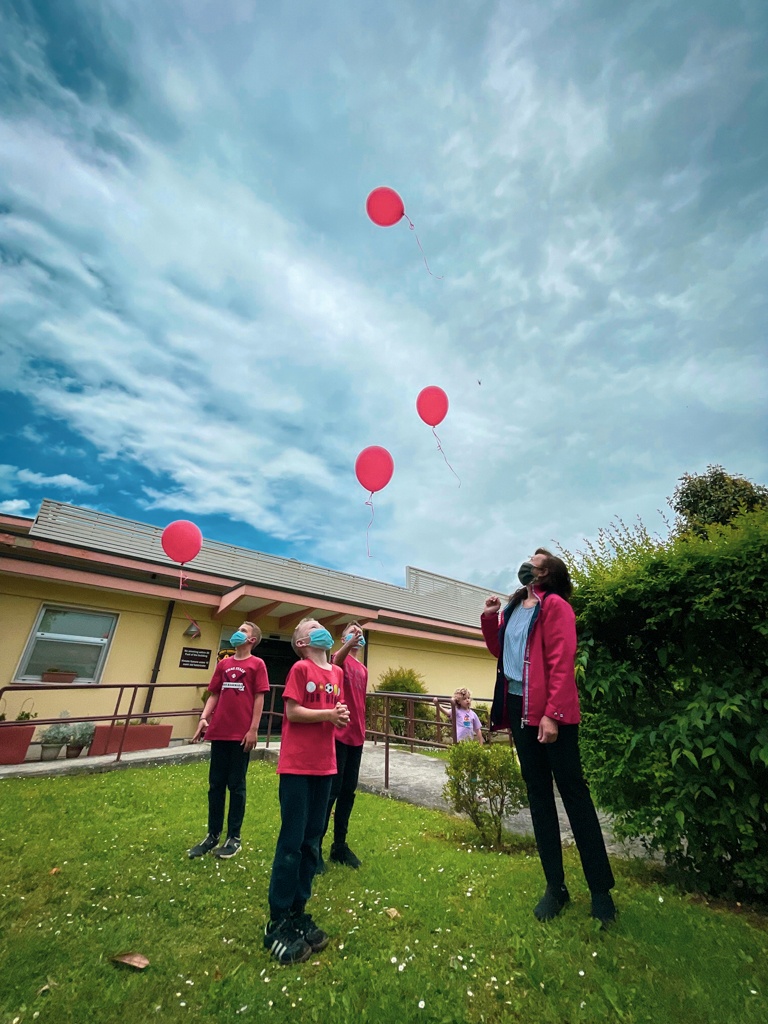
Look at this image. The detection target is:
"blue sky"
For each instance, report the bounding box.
[0,0,766,591]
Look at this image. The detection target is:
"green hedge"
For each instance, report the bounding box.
[572,510,768,897]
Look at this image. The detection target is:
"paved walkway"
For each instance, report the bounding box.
[1,739,650,860]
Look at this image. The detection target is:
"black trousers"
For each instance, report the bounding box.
[323,740,364,846]
[207,740,251,839]
[268,773,333,921]
[508,696,614,893]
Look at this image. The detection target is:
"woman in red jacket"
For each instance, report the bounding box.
[481,549,616,925]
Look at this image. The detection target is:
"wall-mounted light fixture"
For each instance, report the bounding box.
[183,620,201,639]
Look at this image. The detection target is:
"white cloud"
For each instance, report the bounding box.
[0,499,31,515]
[16,469,100,493]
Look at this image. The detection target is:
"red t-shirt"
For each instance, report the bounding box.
[277,660,345,775]
[338,655,368,747]
[206,655,270,741]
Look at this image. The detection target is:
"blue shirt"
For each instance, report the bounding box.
[503,603,536,695]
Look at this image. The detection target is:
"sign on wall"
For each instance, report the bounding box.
[179,648,212,670]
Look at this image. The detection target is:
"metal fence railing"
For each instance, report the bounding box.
[1,683,496,786]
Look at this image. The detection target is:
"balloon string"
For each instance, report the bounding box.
[432,427,461,486]
[364,492,375,558]
[177,564,201,635]
[403,215,443,279]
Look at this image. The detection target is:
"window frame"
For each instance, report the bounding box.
[15,603,119,685]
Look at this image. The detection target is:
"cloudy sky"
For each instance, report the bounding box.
[1,0,766,591]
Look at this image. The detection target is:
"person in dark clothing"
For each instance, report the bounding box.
[481,549,616,925]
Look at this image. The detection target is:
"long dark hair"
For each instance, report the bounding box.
[506,547,573,612]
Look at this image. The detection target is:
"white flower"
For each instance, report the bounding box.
[398,964,405,972]
[418,1001,425,1009]
[579,970,585,976]
[658,896,664,903]
[467,990,474,997]
[391,956,397,964]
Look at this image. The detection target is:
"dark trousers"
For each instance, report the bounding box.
[208,740,251,839]
[323,740,363,846]
[268,774,332,921]
[508,696,614,893]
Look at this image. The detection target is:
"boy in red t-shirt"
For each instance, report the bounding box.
[318,621,368,871]
[264,618,350,965]
[188,621,269,860]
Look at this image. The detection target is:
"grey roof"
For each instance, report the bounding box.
[30,500,489,628]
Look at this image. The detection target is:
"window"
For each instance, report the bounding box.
[17,606,118,684]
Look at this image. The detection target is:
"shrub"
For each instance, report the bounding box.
[571,509,768,897]
[370,666,434,741]
[443,742,527,849]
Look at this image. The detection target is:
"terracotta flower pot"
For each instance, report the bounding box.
[0,724,35,765]
[41,671,78,684]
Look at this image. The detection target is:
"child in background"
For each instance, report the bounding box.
[264,619,350,965]
[318,622,368,872]
[434,687,484,743]
[188,621,269,859]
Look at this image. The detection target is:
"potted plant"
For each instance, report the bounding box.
[0,699,38,765]
[38,712,74,761]
[88,717,173,756]
[65,720,96,758]
[41,668,78,684]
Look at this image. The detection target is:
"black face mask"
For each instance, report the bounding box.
[517,561,536,587]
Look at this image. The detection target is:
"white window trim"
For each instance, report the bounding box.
[15,604,119,685]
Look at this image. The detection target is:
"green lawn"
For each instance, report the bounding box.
[1,761,766,1024]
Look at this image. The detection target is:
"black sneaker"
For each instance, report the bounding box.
[188,833,220,859]
[291,912,330,952]
[214,836,241,859]
[330,842,361,869]
[533,884,570,921]
[263,918,312,965]
[591,891,617,926]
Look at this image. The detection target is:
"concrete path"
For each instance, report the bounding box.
[1,738,651,860]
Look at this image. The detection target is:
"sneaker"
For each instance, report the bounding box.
[291,912,330,952]
[188,833,220,859]
[214,836,241,859]
[330,842,361,869]
[590,891,617,926]
[533,884,570,921]
[263,918,312,965]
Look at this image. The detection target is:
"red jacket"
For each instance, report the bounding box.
[481,587,580,728]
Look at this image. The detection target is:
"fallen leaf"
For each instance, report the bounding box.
[37,977,58,996]
[385,908,401,919]
[213,967,223,981]
[111,952,150,970]
[49,868,61,875]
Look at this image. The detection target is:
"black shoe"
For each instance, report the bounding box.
[291,912,330,952]
[591,891,617,926]
[330,842,361,869]
[188,833,220,858]
[214,836,241,859]
[534,884,570,921]
[263,918,312,965]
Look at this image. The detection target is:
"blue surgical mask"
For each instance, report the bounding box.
[344,633,366,647]
[307,627,334,650]
[230,630,250,647]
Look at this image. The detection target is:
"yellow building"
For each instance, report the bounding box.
[0,500,495,743]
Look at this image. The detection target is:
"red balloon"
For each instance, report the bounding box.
[161,520,203,564]
[366,187,405,227]
[355,446,394,493]
[416,386,449,427]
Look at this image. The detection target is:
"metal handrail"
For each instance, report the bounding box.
[1,683,494,783]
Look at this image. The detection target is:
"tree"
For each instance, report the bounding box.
[669,464,768,537]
